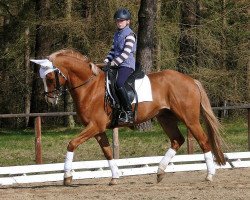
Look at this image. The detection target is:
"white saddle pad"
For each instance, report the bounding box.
[132,75,153,104]
[106,75,153,104]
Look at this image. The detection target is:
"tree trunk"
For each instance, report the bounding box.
[24,27,31,127]
[34,0,51,58]
[135,0,157,131]
[248,58,250,102]
[218,0,228,118]
[136,0,157,74]
[82,0,91,20]
[247,7,250,102]
[177,0,198,73]
[29,0,51,126]
[221,0,227,70]
[156,0,162,72]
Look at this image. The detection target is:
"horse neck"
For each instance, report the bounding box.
[58,58,105,111]
[68,69,105,117]
[58,57,93,89]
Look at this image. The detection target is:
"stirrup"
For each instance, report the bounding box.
[118,111,133,125]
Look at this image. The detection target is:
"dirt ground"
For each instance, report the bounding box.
[0,168,249,200]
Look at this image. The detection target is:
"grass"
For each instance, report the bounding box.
[0,118,248,167]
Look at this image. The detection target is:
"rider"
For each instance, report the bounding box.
[104,8,136,124]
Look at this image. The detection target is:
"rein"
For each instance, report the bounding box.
[69,74,95,91]
[44,67,95,99]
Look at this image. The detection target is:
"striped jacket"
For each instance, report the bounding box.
[105,26,136,70]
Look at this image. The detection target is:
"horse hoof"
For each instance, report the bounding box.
[157,168,165,183]
[157,173,165,183]
[64,176,73,186]
[205,174,213,182]
[109,178,118,186]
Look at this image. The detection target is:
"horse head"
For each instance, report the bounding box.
[30,58,67,105]
[31,49,101,105]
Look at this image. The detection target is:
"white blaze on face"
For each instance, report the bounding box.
[42,78,48,93]
[43,78,58,105]
[30,59,60,105]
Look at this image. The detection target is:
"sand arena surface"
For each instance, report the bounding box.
[0,168,249,200]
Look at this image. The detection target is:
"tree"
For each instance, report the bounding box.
[177,0,199,73]
[29,0,51,126]
[136,0,157,74]
[221,0,227,70]
[135,0,157,131]
[248,58,250,102]
[24,27,31,126]
[156,0,162,72]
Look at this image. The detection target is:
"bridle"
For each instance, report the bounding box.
[44,66,95,99]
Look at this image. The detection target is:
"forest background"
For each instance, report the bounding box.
[0,0,249,128]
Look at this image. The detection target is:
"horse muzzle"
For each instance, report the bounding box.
[45,94,59,105]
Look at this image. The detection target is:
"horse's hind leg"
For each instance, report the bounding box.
[156,109,185,183]
[95,132,119,185]
[174,104,216,181]
[185,122,215,181]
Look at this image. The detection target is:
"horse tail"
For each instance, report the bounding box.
[194,80,226,165]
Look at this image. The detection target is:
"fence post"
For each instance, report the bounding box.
[187,129,194,154]
[35,116,42,164]
[112,128,119,159]
[248,108,250,151]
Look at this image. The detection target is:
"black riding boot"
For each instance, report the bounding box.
[116,87,134,125]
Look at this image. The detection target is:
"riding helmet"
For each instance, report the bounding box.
[114,8,131,20]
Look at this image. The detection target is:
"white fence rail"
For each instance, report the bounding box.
[0,152,250,186]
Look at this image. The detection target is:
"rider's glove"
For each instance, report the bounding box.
[102,62,111,72]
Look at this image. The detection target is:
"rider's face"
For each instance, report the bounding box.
[116,19,129,29]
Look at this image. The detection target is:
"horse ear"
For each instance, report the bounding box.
[89,62,100,75]
[47,55,53,62]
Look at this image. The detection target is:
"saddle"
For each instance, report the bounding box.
[105,65,145,127]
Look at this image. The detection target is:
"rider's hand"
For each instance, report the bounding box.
[102,62,111,72]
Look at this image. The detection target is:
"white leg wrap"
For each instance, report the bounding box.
[64,151,74,174]
[204,151,216,175]
[108,159,119,179]
[158,148,176,173]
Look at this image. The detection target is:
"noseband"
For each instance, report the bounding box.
[43,68,67,99]
[44,66,95,99]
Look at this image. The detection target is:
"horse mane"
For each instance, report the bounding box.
[48,49,100,75]
[48,49,90,63]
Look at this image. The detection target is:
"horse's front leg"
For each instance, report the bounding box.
[95,132,120,185]
[63,122,99,186]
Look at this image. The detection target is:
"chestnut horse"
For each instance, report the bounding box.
[34,49,225,186]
